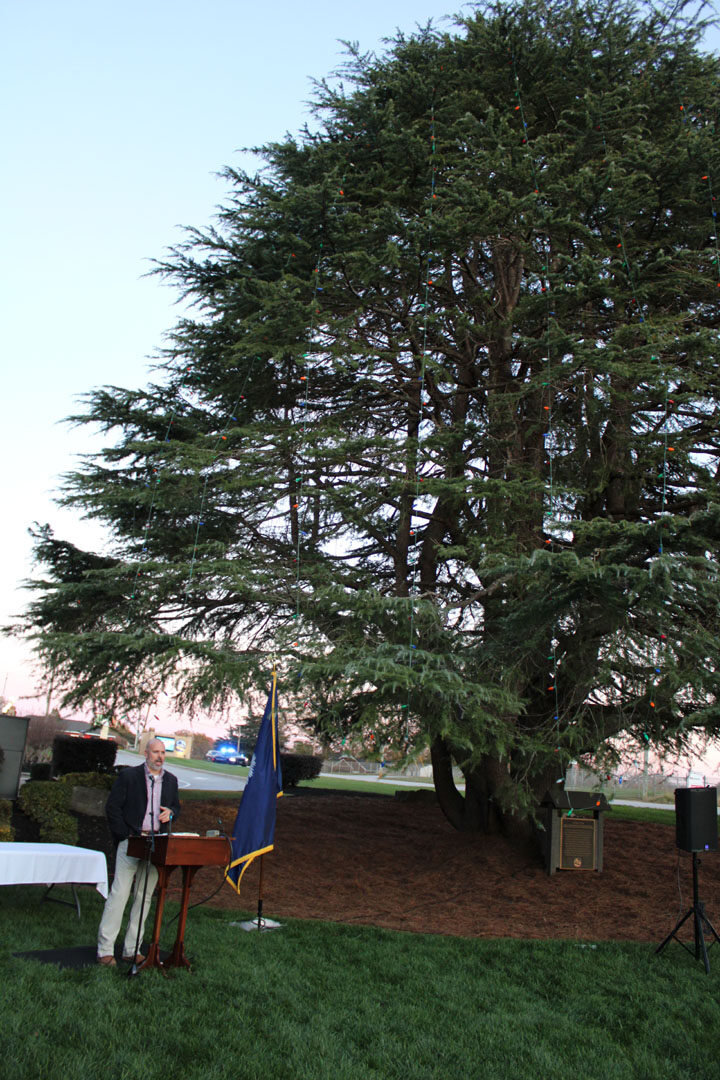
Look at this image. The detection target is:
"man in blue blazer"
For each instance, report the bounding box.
[97,738,181,966]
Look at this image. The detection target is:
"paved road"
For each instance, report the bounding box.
[117,749,431,791]
[117,753,701,810]
[611,799,675,810]
[612,798,720,814]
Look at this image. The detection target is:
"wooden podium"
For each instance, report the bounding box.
[127,834,231,970]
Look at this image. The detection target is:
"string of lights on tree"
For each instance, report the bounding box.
[506,42,718,792]
[510,53,563,766]
[288,147,366,745]
[398,93,439,754]
[116,27,719,776]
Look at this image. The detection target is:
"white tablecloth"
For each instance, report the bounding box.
[0,843,108,898]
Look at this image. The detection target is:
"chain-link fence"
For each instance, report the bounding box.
[566,764,720,803]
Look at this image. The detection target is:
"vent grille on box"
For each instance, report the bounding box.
[560,817,597,870]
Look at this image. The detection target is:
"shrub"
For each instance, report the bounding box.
[394,788,437,805]
[189,733,213,760]
[17,780,78,845]
[36,809,78,845]
[18,780,69,817]
[0,798,12,839]
[58,771,115,790]
[280,753,324,789]
[52,734,117,776]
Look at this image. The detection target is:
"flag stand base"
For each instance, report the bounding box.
[230,918,283,933]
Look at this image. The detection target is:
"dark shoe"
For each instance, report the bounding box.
[123,952,145,964]
[97,955,117,967]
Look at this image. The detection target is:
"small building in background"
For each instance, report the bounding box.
[139,730,193,758]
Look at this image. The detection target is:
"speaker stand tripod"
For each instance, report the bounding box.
[656,852,720,974]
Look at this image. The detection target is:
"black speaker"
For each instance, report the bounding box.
[675,787,718,852]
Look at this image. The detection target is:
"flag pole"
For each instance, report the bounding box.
[224,665,281,915]
[256,660,274,930]
[256,854,265,930]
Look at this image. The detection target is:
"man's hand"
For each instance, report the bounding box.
[159,805,173,824]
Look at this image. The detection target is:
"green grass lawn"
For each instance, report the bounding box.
[182,785,683,819]
[604,804,676,826]
[1,883,719,1080]
[282,774,435,796]
[168,753,437,797]
[1,790,704,1079]
[166,755,691,808]
[164,754,250,777]
[180,771,684,813]
[162,753,700,812]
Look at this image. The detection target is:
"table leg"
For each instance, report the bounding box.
[41,883,82,919]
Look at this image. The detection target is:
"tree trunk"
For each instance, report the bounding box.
[431,735,479,831]
[431,735,558,845]
[430,736,506,833]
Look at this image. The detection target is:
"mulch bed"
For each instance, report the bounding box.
[11,791,720,942]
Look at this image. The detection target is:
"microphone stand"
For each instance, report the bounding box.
[128,774,156,978]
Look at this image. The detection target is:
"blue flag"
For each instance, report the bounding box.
[225,674,283,893]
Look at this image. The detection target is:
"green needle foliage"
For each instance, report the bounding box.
[14,0,720,838]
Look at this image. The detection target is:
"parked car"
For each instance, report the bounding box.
[205,743,249,766]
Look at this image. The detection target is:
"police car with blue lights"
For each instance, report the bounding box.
[205,741,250,766]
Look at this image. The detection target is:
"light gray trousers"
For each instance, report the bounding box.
[97,839,158,958]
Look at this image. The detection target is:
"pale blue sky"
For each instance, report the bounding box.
[0,0,457,715]
[1,1,719,754]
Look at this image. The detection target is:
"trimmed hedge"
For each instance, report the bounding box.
[17,780,78,845]
[52,735,117,776]
[280,753,323,789]
[0,797,13,842]
[58,771,115,790]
